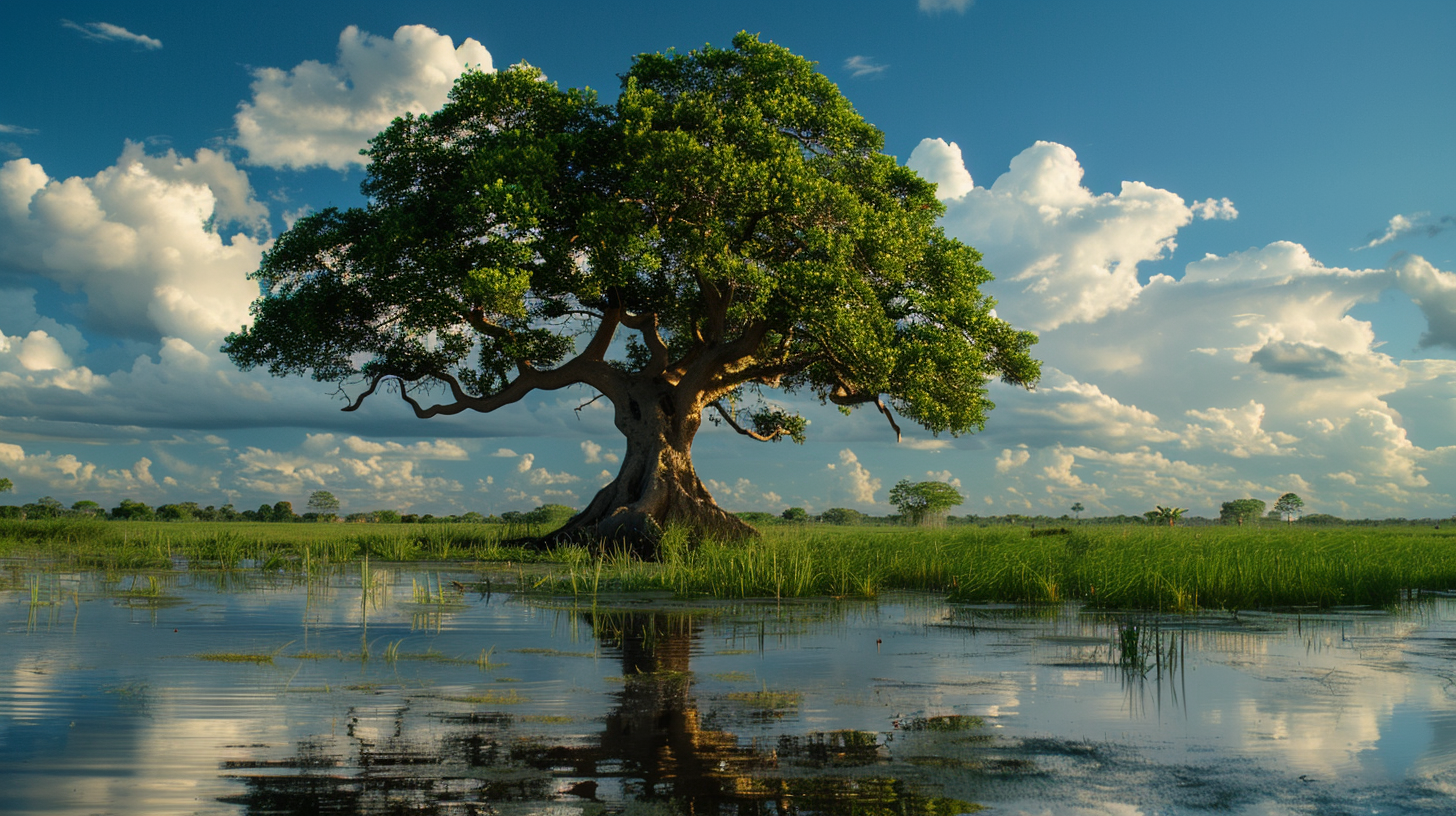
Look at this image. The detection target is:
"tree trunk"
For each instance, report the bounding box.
[541,380,757,559]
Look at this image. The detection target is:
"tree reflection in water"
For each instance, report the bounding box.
[221,610,982,815]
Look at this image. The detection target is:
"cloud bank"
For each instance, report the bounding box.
[234,25,493,171]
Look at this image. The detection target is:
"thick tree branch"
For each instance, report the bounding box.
[875,396,903,443]
[463,308,516,342]
[709,400,791,442]
[825,383,903,443]
[343,308,627,416]
[620,310,669,376]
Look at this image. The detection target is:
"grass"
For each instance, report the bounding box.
[0,519,547,571]
[538,524,1456,610]
[724,686,803,710]
[195,652,276,665]
[4,518,1456,610]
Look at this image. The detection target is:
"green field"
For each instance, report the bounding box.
[3,519,1454,610]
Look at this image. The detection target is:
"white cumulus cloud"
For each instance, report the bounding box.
[834,448,881,504]
[234,25,493,171]
[934,140,1197,330]
[0,144,267,346]
[907,138,974,200]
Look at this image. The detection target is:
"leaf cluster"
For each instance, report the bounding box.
[224,33,1039,441]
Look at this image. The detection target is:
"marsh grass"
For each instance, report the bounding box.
[0,519,544,572]
[196,652,276,665]
[538,524,1456,610]
[449,689,529,705]
[6,519,1456,610]
[723,685,803,713]
[898,715,986,732]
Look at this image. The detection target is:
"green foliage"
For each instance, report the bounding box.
[1069,502,1084,519]
[1152,505,1187,528]
[1274,493,1305,523]
[818,507,865,525]
[0,477,11,493]
[110,499,155,521]
[535,524,1456,609]
[781,507,809,522]
[222,34,1038,523]
[307,490,340,518]
[522,504,577,527]
[1220,499,1266,526]
[272,501,297,522]
[4,521,1456,611]
[156,503,195,522]
[889,479,964,525]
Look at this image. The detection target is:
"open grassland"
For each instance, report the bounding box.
[541,524,1456,610]
[3,519,1454,610]
[0,519,546,570]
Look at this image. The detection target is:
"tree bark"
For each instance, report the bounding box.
[540,379,757,558]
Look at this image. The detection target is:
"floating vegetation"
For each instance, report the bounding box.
[517,714,575,724]
[511,647,596,658]
[196,652,275,665]
[898,714,986,732]
[449,689,529,705]
[723,687,802,710]
[710,671,755,682]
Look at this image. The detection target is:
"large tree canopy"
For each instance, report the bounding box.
[224,34,1039,554]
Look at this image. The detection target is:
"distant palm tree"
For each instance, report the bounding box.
[1155,505,1186,528]
[1070,502,1084,520]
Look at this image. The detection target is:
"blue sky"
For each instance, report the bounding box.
[1,1,1454,518]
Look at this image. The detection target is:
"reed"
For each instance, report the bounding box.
[537,524,1456,610]
[0,519,545,569]
[5,518,1455,610]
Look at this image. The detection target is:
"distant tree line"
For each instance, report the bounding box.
[0,490,580,526]
[0,481,1447,529]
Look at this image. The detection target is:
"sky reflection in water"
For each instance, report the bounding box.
[2,565,1455,815]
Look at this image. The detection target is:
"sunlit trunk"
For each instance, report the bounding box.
[546,380,756,558]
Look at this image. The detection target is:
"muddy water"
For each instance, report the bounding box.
[2,566,1454,815]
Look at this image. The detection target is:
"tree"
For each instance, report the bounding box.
[0,478,11,494]
[1219,498,1266,526]
[1153,505,1186,528]
[222,35,1038,556]
[111,499,155,521]
[307,490,341,520]
[157,503,195,522]
[819,507,865,525]
[272,501,297,522]
[1070,502,1084,520]
[72,500,104,518]
[523,504,579,528]
[889,479,964,526]
[24,497,65,519]
[1274,493,1304,524]
[781,507,809,522]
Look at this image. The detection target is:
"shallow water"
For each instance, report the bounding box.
[2,565,1454,815]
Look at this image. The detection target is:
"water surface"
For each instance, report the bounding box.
[3,564,1454,814]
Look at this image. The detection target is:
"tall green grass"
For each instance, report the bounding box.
[0,519,545,571]
[544,524,1456,609]
[4,519,1455,609]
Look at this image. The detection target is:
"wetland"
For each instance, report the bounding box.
[4,553,1456,815]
